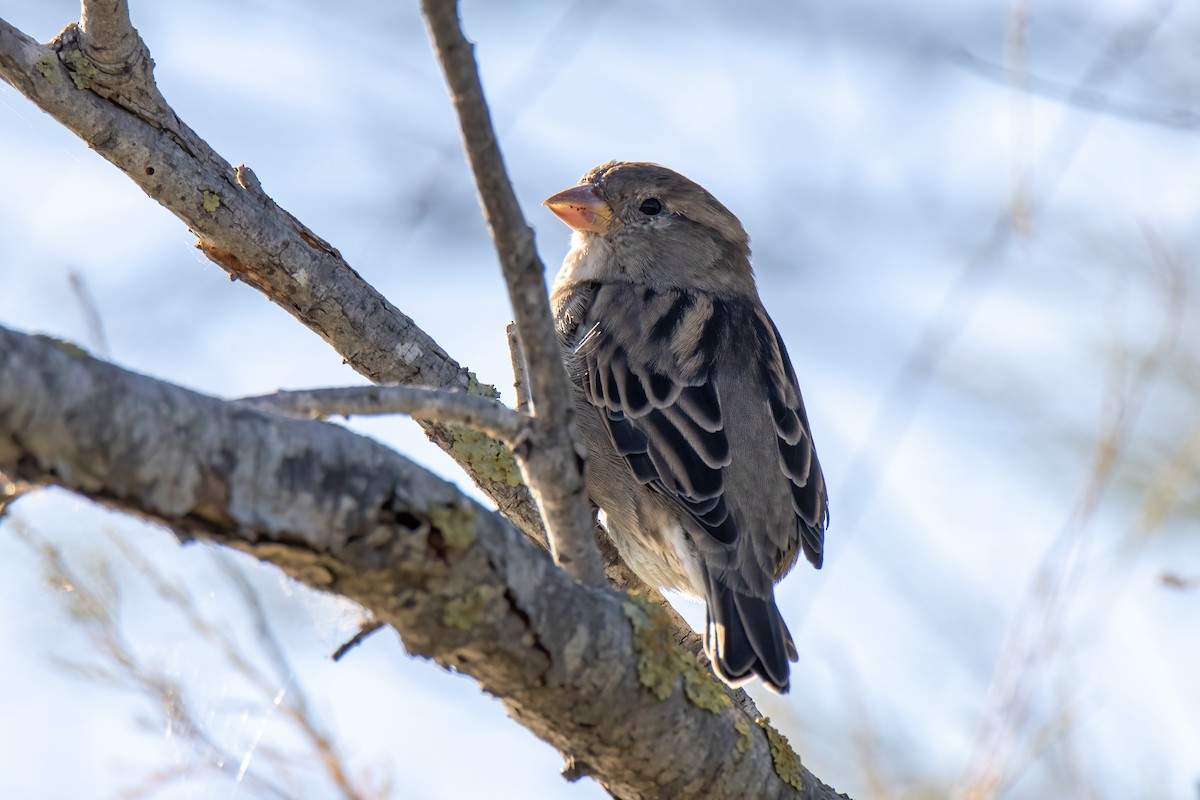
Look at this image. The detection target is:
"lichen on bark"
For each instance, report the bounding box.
[758,717,804,791]
[443,584,500,629]
[621,593,730,713]
[427,502,476,552]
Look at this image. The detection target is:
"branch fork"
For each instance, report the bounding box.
[421,0,605,587]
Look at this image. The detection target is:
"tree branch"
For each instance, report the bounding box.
[0,17,458,389]
[0,3,745,718]
[0,8,537,572]
[507,321,531,415]
[79,0,139,71]
[0,324,845,800]
[421,0,605,587]
[239,385,529,444]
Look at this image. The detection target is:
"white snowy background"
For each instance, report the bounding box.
[1,1,1198,798]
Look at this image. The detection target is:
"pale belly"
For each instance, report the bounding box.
[598,508,705,599]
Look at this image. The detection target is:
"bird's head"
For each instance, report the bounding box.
[544,161,753,294]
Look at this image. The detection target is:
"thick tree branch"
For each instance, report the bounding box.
[0,8,610,586]
[421,0,604,586]
[0,17,458,390]
[0,4,746,717]
[0,325,845,800]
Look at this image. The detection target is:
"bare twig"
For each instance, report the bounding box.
[1132,414,1200,540]
[238,385,529,445]
[12,524,299,800]
[0,14,472,445]
[331,622,385,662]
[358,0,612,267]
[67,269,111,359]
[1159,573,1199,591]
[958,225,1187,797]
[506,322,530,415]
[421,0,604,587]
[209,550,370,799]
[947,46,1200,131]
[1004,0,1032,236]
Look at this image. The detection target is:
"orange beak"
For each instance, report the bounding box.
[543,183,612,233]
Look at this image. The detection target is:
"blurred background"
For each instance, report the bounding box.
[2,0,1198,797]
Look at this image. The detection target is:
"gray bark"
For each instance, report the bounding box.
[0,325,845,800]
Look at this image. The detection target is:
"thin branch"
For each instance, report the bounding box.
[12,524,300,800]
[506,322,530,415]
[1159,573,1199,591]
[67,270,112,358]
[421,0,604,587]
[209,550,367,799]
[239,385,529,445]
[947,46,1200,131]
[331,622,385,662]
[358,0,611,264]
[958,224,1187,796]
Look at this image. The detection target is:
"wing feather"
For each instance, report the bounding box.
[573,284,827,561]
[578,286,737,545]
[757,313,828,569]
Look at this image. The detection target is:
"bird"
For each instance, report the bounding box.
[543,161,829,693]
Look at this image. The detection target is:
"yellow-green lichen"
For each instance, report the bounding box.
[202,191,221,213]
[445,371,522,486]
[621,593,730,713]
[757,717,804,791]
[683,659,732,713]
[448,425,523,487]
[622,593,677,699]
[442,583,499,630]
[734,718,753,754]
[465,370,500,399]
[61,48,96,90]
[35,55,60,82]
[427,502,476,552]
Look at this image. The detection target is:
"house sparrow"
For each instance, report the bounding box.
[544,161,829,693]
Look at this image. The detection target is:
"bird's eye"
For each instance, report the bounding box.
[639,198,663,216]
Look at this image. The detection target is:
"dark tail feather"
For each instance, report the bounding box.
[703,569,797,693]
